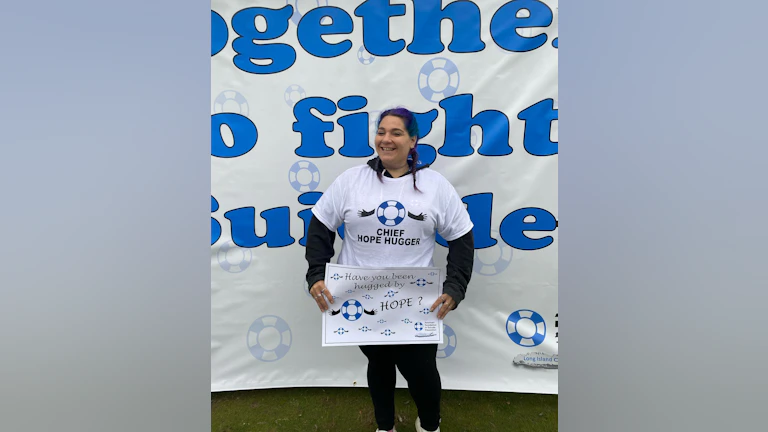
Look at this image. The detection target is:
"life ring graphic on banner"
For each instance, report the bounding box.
[506,309,546,347]
[287,0,329,26]
[437,324,457,359]
[247,315,292,362]
[418,57,460,103]
[213,90,249,116]
[289,160,320,192]
[284,84,307,107]
[217,240,252,273]
[357,45,375,65]
[377,201,406,226]
[473,230,513,276]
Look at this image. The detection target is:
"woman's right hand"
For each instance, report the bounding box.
[310,280,333,312]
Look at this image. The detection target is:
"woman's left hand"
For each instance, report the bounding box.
[430,294,456,319]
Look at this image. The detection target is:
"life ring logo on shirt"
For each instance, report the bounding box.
[358,201,428,225]
[377,200,406,226]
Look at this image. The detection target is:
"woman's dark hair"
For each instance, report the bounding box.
[375,107,421,191]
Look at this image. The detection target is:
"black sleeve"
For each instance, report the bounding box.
[442,230,474,309]
[305,215,336,291]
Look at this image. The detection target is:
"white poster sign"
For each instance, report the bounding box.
[322,264,443,346]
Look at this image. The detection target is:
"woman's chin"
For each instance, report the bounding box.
[377,152,402,164]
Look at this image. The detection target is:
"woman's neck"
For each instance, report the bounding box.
[381,160,410,178]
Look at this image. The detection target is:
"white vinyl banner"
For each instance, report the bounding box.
[211,0,559,394]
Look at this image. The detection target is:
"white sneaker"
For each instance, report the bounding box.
[375,428,396,432]
[415,417,440,432]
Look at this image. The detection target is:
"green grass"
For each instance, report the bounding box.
[211,387,557,432]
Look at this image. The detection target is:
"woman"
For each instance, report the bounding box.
[305,107,475,432]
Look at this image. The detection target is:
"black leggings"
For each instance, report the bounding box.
[359,344,441,431]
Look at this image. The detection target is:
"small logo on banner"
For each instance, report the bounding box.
[217,241,252,273]
[284,84,307,107]
[512,352,558,369]
[418,57,460,103]
[213,90,249,116]
[247,315,292,362]
[473,230,513,276]
[437,324,457,359]
[288,160,320,192]
[357,45,375,65]
[506,309,546,347]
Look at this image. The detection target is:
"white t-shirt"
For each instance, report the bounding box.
[312,164,474,268]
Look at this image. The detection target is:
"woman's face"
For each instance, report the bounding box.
[375,115,416,168]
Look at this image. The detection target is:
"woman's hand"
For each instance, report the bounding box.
[310,280,333,312]
[430,293,456,319]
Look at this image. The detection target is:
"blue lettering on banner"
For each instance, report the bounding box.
[518,99,558,156]
[439,94,511,156]
[297,208,315,247]
[499,207,557,250]
[407,0,485,54]
[297,191,323,206]
[337,96,373,157]
[293,97,337,157]
[338,112,374,157]
[290,96,556,161]
[462,193,497,249]
[491,0,553,53]
[225,207,295,248]
[211,196,221,245]
[435,193,498,248]
[211,113,258,158]
[414,143,437,167]
[213,2,557,73]
[298,192,320,246]
[211,11,228,56]
[297,7,353,58]
[413,109,439,138]
[413,109,440,166]
[231,6,296,74]
[353,0,406,56]
[216,194,555,250]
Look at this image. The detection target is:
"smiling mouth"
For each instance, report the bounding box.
[379,147,395,152]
